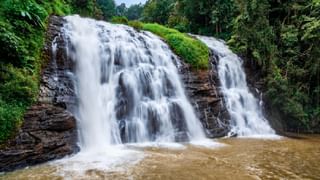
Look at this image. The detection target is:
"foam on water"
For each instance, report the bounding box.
[51,146,143,176]
[190,139,226,148]
[126,142,187,150]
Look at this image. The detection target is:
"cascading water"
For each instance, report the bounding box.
[196,36,276,137]
[62,15,206,152]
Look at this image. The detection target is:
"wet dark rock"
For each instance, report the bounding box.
[162,75,176,97]
[0,16,78,172]
[116,72,136,120]
[169,102,189,142]
[39,16,76,110]
[146,108,160,141]
[0,104,79,172]
[178,52,230,138]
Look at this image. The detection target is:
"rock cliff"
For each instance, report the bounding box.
[0,16,78,172]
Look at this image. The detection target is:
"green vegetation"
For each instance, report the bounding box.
[111,16,129,24]
[95,0,145,22]
[229,0,320,131]
[126,4,144,20]
[128,20,143,30]
[142,0,175,24]
[141,0,236,39]
[71,0,102,18]
[143,23,209,69]
[0,0,100,143]
[97,0,116,20]
[114,3,143,21]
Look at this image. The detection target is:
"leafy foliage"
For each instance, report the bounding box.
[229,0,320,131]
[126,4,144,20]
[128,20,143,30]
[116,3,127,17]
[0,0,103,143]
[70,0,99,17]
[141,0,236,38]
[3,0,48,28]
[0,99,25,142]
[111,16,129,25]
[97,0,116,20]
[142,0,175,24]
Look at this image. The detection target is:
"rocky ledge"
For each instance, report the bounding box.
[0,104,78,172]
[179,53,230,138]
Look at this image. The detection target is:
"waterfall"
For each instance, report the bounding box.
[196,36,276,137]
[62,15,206,151]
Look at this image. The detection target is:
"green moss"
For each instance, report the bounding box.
[143,23,209,69]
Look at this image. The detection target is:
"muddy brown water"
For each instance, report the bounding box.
[1,135,320,180]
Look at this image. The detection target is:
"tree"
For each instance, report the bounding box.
[126,3,144,20]
[228,0,320,130]
[142,0,175,24]
[228,0,275,72]
[176,0,236,38]
[116,3,127,17]
[97,0,116,20]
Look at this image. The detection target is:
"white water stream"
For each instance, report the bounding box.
[196,36,276,137]
[59,16,217,168]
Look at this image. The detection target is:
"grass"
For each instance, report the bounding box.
[142,23,209,69]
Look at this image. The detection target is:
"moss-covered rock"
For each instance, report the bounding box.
[143,23,209,69]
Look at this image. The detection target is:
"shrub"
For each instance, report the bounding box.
[39,0,72,16]
[128,20,143,31]
[167,15,190,32]
[0,22,28,66]
[111,16,129,25]
[0,65,38,104]
[3,0,47,28]
[0,99,25,143]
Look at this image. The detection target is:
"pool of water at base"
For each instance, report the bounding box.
[1,135,320,180]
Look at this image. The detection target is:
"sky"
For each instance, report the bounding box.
[115,0,147,6]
